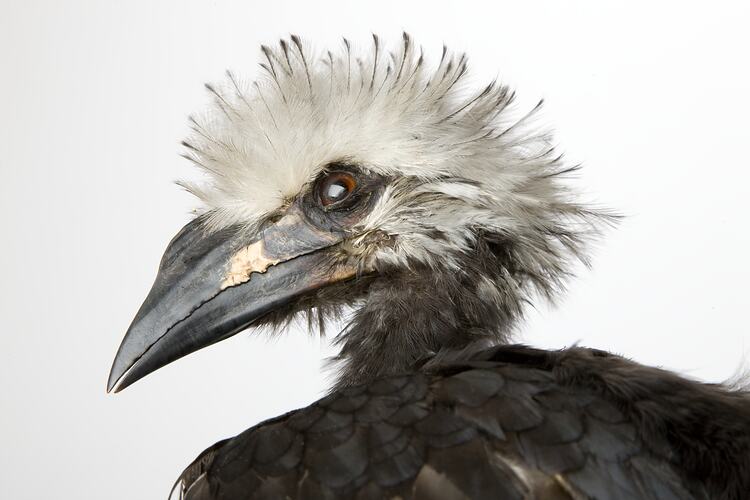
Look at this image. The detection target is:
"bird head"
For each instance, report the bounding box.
[108,34,606,392]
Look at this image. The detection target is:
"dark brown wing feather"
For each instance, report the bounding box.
[175,346,750,500]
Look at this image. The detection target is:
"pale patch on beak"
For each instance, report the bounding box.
[222,240,281,290]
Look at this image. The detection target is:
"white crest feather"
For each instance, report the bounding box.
[180,33,609,277]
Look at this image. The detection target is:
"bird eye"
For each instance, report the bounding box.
[317,171,357,207]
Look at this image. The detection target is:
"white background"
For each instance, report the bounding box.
[1,1,749,498]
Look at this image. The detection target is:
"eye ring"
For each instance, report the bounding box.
[317,171,358,208]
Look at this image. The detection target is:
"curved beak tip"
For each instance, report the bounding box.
[106,372,121,394]
[106,362,127,394]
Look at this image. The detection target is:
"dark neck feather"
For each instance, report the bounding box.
[333,234,527,387]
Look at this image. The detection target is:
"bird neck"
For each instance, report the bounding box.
[333,250,521,387]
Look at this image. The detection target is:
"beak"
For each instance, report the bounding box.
[107,205,357,393]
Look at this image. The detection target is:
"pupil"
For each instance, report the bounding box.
[327,182,348,200]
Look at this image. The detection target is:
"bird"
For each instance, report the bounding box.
[107,34,750,499]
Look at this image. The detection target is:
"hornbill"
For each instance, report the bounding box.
[107,35,750,499]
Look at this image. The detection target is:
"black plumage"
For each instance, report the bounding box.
[175,346,750,500]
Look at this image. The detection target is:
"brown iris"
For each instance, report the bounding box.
[317,171,357,207]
